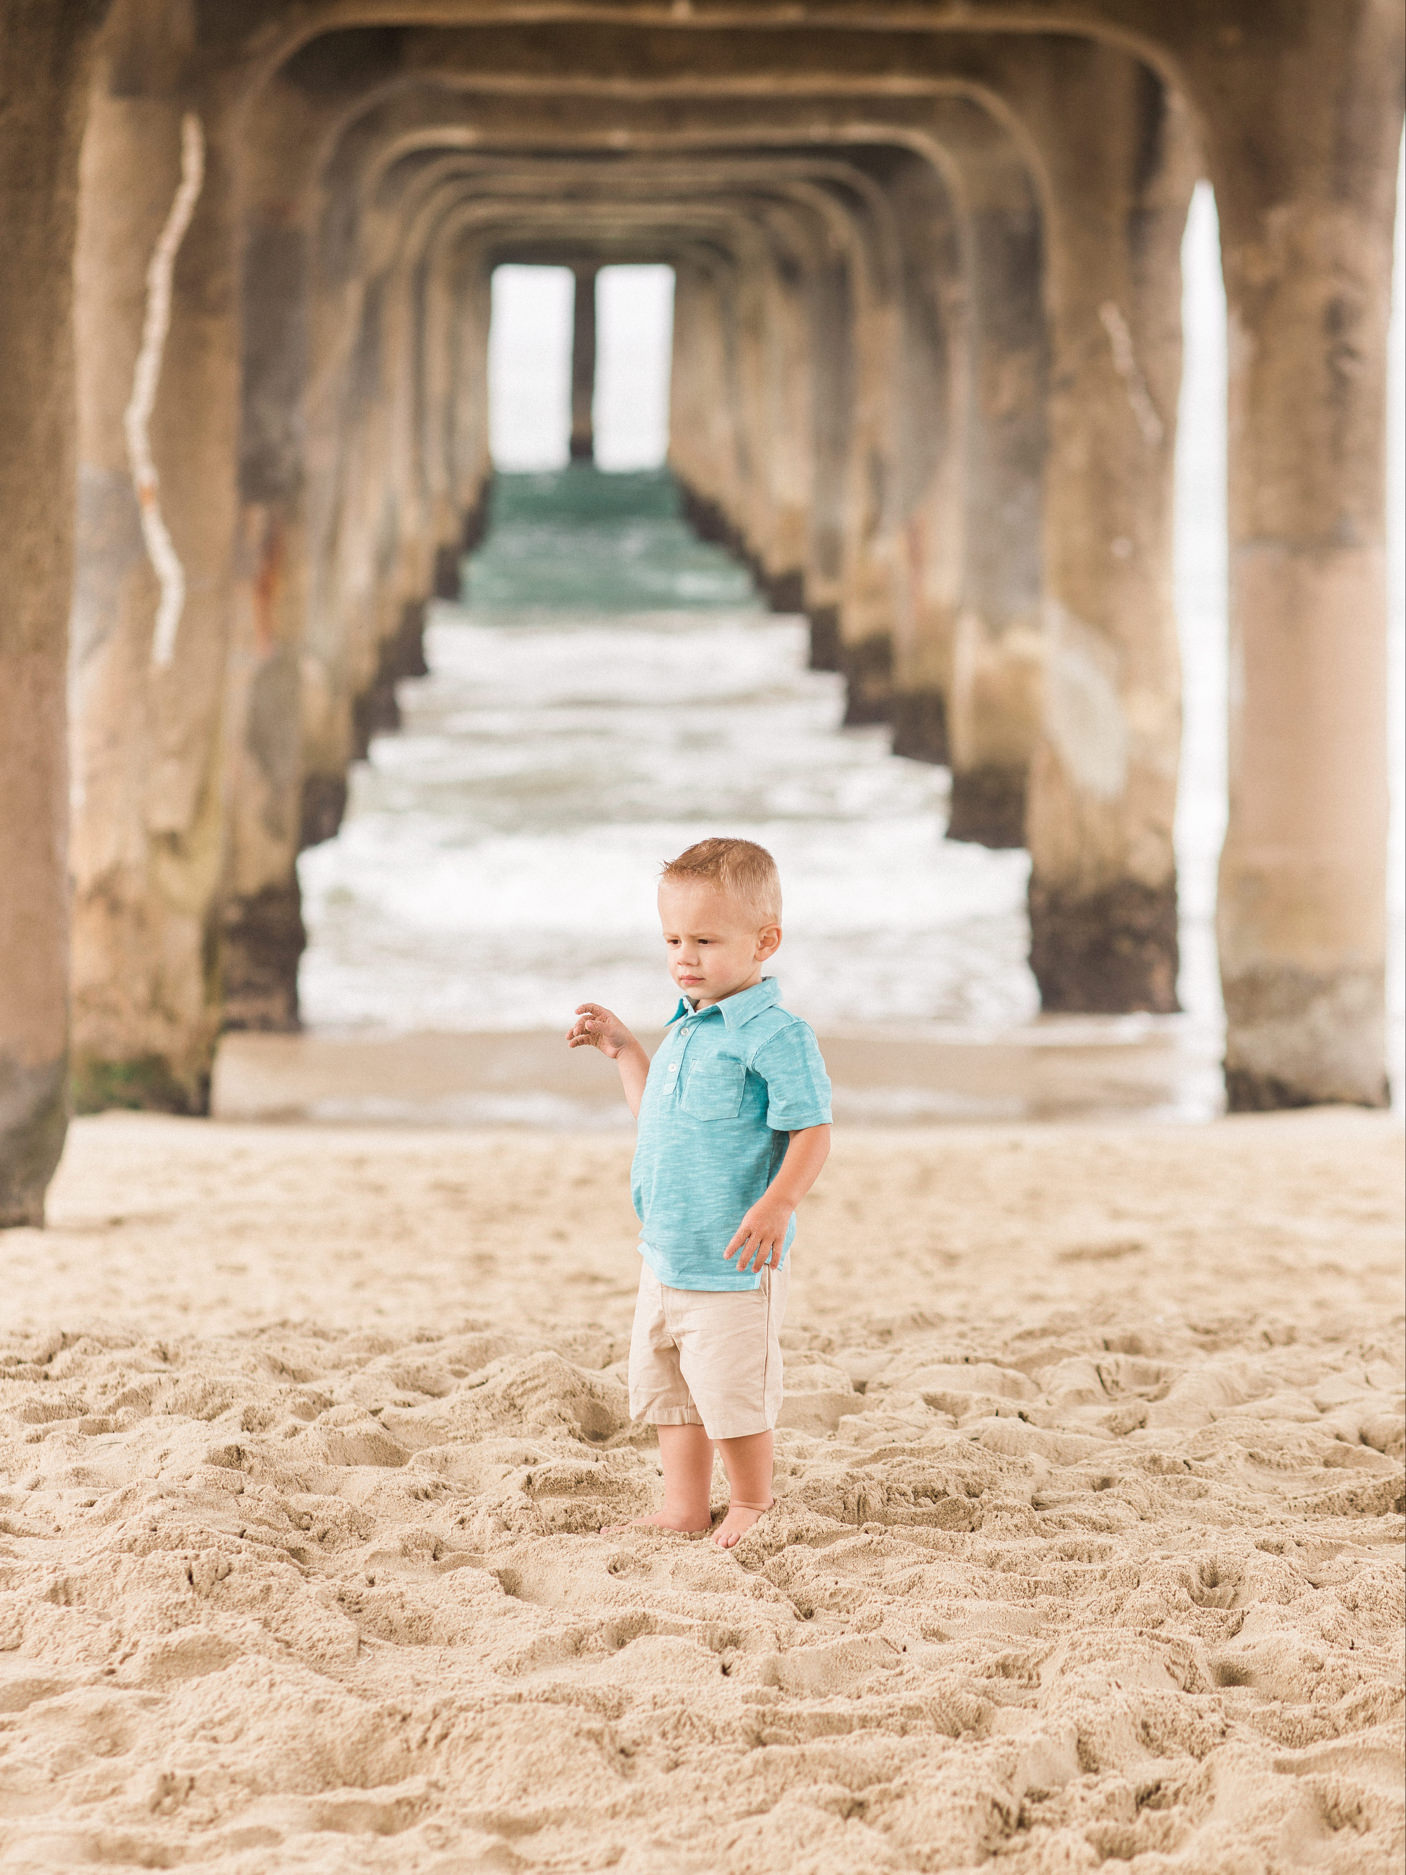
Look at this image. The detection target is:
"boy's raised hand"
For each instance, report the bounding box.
[567,1003,634,1059]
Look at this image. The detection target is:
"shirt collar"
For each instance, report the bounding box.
[670,976,781,1030]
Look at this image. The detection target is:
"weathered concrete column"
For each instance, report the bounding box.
[751,229,812,611]
[835,193,905,728]
[446,245,493,558]
[725,218,790,595]
[219,201,312,1032]
[671,253,749,560]
[668,258,719,528]
[570,263,598,463]
[0,3,102,1225]
[701,203,819,598]
[947,123,1046,848]
[421,229,474,596]
[69,45,244,1111]
[884,139,969,766]
[1017,46,1198,1011]
[1194,4,1402,1106]
[298,153,460,854]
[804,255,856,671]
[425,226,495,566]
[300,251,394,842]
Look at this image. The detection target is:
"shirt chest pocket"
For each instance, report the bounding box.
[680,1057,747,1120]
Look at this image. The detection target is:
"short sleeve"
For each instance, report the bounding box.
[752,1022,832,1131]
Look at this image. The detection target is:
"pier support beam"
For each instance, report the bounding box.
[68,57,241,1112]
[220,206,312,1033]
[1020,45,1197,1012]
[570,263,598,463]
[947,123,1046,848]
[1197,6,1402,1108]
[670,256,743,556]
[887,140,968,767]
[805,255,856,672]
[837,203,904,730]
[0,5,100,1224]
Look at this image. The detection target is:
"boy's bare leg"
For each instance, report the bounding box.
[712,1431,774,1548]
[603,1422,714,1534]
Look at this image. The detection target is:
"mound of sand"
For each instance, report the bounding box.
[0,1113,1401,1872]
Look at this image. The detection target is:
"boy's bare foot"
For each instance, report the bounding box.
[711,1498,773,1549]
[601,1510,712,1536]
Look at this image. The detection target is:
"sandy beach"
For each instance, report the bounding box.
[0,1110,1400,1872]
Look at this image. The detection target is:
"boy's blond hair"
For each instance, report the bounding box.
[660,838,782,924]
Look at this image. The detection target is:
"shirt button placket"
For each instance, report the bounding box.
[668,1018,693,1096]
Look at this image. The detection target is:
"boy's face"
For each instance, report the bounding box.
[658,879,781,1008]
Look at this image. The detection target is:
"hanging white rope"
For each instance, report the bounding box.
[125,111,205,670]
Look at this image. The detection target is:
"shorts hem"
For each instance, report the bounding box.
[701,1413,777,1441]
[637,1405,705,1427]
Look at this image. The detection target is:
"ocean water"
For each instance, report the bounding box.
[299,467,1033,1038]
[298,198,1405,1104]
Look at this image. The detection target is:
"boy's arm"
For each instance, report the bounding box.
[566,1002,650,1118]
[724,1124,831,1275]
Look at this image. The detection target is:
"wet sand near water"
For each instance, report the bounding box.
[0,1111,1401,1872]
[213,1022,1226,1129]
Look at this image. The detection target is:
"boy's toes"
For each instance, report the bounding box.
[709,1500,773,1549]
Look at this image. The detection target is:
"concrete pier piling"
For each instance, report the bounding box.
[570,264,599,464]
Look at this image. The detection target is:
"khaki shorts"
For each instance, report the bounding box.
[628,1261,789,1442]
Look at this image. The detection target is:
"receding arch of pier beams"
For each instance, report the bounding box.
[64,43,1042,1084]
[69,25,1187,1094]
[297,78,1048,818]
[0,0,1399,1225]
[80,66,962,1052]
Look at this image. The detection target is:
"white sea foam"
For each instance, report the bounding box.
[298,607,1036,1035]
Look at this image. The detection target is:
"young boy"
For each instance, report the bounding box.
[566,837,831,1549]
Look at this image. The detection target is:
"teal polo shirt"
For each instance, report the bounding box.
[630,977,832,1292]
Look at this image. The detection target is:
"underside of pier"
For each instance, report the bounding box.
[0,0,1400,1221]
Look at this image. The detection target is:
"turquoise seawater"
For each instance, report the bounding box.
[466,467,752,614]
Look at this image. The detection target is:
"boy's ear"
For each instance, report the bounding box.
[756,922,782,960]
